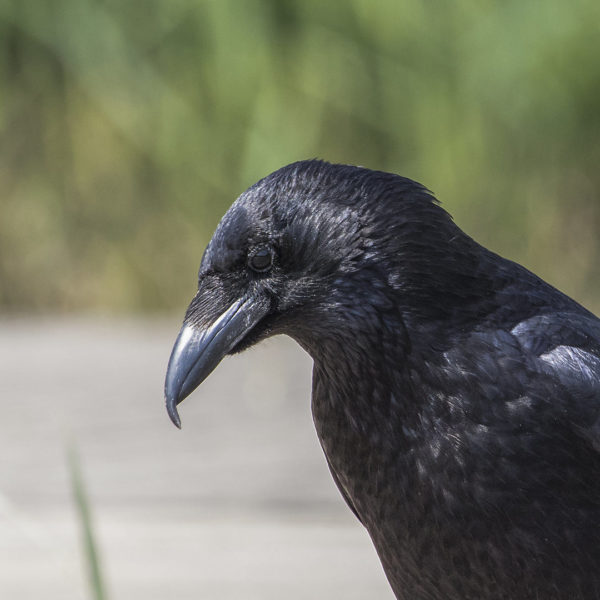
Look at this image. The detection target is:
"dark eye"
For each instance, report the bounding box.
[248,247,274,273]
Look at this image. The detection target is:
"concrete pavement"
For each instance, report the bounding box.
[0,317,393,599]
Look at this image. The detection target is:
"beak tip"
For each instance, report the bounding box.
[166,397,182,429]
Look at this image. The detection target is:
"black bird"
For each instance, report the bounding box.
[164,160,600,600]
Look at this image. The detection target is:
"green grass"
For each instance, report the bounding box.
[68,446,108,600]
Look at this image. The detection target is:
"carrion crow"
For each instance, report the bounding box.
[165,160,600,600]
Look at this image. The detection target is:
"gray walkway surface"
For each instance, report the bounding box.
[0,317,394,599]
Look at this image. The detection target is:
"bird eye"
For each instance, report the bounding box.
[248,247,274,273]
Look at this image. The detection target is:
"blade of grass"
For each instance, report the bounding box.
[68,445,108,600]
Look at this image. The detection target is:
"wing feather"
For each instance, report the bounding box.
[511,312,600,451]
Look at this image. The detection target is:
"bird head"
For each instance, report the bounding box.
[164,160,476,427]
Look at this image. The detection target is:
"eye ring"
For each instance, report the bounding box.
[248,246,274,273]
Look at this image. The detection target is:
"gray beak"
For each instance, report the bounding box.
[164,295,270,428]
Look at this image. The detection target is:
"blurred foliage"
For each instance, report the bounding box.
[0,0,599,312]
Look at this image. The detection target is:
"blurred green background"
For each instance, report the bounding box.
[1,0,600,313]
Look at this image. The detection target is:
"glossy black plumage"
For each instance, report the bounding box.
[165,160,600,600]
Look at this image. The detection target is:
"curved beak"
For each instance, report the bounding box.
[164,294,270,428]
